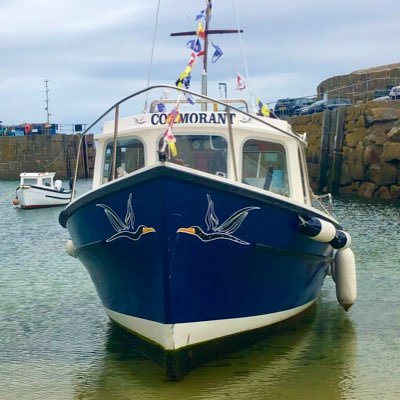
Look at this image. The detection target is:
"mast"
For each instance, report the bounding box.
[170,0,243,98]
[201,0,212,97]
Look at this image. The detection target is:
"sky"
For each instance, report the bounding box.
[1,0,399,127]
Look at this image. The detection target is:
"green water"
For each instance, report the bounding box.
[0,180,399,399]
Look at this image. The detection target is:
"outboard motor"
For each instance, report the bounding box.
[54,180,62,191]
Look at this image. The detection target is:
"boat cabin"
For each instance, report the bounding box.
[93,105,311,206]
[19,172,60,190]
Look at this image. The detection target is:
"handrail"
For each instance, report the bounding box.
[149,98,250,113]
[70,84,306,201]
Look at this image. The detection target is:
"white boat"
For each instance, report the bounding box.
[59,0,356,380]
[14,172,72,209]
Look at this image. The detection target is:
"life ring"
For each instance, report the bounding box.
[24,123,32,135]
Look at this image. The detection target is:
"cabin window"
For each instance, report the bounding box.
[22,178,37,186]
[103,138,145,182]
[159,134,227,176]
[42,178,52,187]
[242,139,289,196]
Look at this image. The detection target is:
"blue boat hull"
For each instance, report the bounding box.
[59,165,337,378]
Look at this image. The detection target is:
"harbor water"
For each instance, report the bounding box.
[0,179,399,400]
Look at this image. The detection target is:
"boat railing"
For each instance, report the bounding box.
[149,98,250,113]
[70,84,307,201]
[311,192,333,215]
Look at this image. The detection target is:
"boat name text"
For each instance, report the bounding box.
[151,112,236,125]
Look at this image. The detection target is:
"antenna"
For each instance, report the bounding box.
[44,79,51,124]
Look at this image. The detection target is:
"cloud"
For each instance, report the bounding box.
[1,0,400,125]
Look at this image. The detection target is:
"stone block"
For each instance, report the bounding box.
[374,186,392,200]
[344,127,367,147]
[363,145,382,166]
[368,163,397,185]
[390,185,400,199]
[358,182,378,197]
[338,185,353,194]
[340,163,352,185]
[387,126,400,142]
[381,142,400,162]
[366,107,400,126]
[347,142,365,180]
[345,120,355,132]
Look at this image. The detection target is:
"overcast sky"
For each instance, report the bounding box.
[1,0,399,127]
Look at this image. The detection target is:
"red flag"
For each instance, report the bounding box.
[196,21,206,39]
[236,73,246,91]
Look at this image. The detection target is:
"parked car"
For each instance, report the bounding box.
[299,98,352,115]
[389,86,400,99]
[371,96,391,102]
[274,97,315,118]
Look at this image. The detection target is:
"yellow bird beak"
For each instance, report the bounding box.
[177,227,196,235]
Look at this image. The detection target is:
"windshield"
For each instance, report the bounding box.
[159,134,228,176]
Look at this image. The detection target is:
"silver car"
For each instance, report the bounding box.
[389,86,400,99]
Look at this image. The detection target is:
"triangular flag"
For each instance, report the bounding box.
[195,9,205,20]
[236,73,246,91]
[186,38,202,53]
[196,21,206,39]
[211,42,223,63]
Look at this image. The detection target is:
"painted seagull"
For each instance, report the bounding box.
[96,193,155,242]
[177,194,259,245]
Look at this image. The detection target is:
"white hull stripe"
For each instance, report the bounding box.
[105,299,316,350]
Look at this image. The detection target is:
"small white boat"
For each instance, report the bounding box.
[14,172,72,209]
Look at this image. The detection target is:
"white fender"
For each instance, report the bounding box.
[335,248,356,311]
[330,230,351,250]
[298,216,336,243]
[65,239,76,257]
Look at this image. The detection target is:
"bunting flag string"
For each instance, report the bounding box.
[162,97,181,157]
[175,4,223,108]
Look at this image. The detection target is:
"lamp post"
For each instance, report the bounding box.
[44,79,51,134]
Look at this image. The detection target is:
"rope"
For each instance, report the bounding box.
[143,0,161,113]
[231,0,253,110]
[0,189,18,203]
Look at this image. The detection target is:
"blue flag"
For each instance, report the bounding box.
[186,38,202,53]
[211,42,223,63]
[195,9,205,20]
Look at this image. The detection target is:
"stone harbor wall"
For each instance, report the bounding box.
[290,101,400,200]
[2,108,400,200]
[0,134,95,180]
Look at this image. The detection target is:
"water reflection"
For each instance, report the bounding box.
[73,296,356,400]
